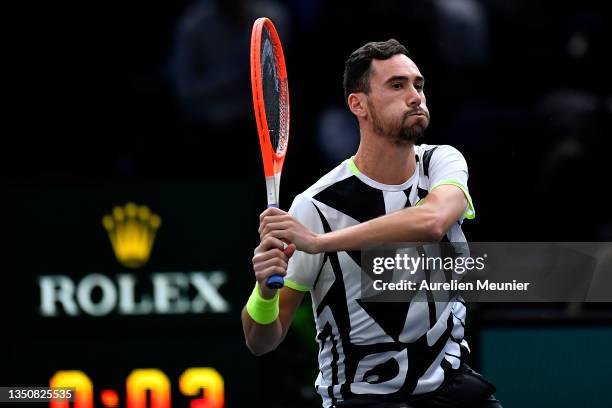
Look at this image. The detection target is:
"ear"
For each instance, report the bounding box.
[347,93,368,118]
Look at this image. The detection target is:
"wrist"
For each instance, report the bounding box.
[246,282,280,325]
[258,283,277,299]
[313,233,327,253]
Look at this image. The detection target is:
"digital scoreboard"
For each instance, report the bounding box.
[2,183,264,407]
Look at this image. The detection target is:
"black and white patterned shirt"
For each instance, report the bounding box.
[284,144,475,408]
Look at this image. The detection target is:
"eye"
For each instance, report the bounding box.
[415,84,424,92]
[391,83,403,89]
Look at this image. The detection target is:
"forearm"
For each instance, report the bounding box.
[244,239,302,355]
[316,204,443,252]
[241,307,283,356]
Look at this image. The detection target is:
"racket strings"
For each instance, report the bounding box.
[260,26,287,155]
[277,78,289,154]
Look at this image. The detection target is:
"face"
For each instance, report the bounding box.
[363,54,430,145]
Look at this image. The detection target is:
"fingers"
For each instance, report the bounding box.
[259,207,287,223]
[252,240,295,285]
[253,262,288,283]
[255,236,286,253]
[258,214,293,235]
[262,228,290,243]
[259,221,292,239]
[253,256,288,273]
[283,243,296,258]
[253,247,288,264]
[252,248,288,282]
[253,211,298,285]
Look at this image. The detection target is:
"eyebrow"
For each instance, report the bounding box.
[384,75,425,85]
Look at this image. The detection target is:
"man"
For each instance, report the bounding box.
[242,39,501,408]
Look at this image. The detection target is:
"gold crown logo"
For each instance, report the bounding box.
[102,202,161,268]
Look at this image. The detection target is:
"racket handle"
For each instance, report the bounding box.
[266,275,284,289]
[265,203,285,289]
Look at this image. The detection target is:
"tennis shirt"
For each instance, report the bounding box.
[283,144,476,408]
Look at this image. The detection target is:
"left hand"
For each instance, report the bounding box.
[259,207,321,254]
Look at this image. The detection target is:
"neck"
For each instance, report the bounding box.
[353,130,416,185]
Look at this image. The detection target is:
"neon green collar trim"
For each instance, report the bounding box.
[347,157,361,176]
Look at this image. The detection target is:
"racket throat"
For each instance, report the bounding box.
[265,172,282,207]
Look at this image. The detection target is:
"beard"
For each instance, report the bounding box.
[369,102,430,145]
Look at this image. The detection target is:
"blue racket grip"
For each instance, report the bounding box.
[266,274,285,289]
[265,203,285,289]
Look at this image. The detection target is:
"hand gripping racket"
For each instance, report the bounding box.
[250,17,290,289]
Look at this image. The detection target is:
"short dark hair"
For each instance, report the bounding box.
[343,39,410,103]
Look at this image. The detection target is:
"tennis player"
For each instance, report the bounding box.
[242,39,502,408]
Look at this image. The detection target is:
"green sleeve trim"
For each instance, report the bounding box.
[346,157,361,176]
[284,278,311,292]
[246,283,279,325]
[430,179,476,219]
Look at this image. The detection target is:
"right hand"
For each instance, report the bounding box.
[259,207,321,254]
[252,236,296,298]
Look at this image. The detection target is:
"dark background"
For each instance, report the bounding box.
[3,0,612,407]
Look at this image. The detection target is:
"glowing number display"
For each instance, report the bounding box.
[49,367,223,407]
[101,390,120,407]
[49,370,94,408]
[126,369,171,408]
[179,368,225,408]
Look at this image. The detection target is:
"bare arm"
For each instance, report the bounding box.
[241,236,305,355]
[259,184,468,253]
[241,286,304,355]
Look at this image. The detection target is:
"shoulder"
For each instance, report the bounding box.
[416,144,465,158]
[288,160,353,224]
[416,144,468,173]
[299,159,353,200]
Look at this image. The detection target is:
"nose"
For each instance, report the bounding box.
[407,86,422,107]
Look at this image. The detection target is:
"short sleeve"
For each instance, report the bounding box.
[284,194,326,291]
[427,145,475,220]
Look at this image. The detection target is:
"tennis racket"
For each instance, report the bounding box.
[250,17,290,289]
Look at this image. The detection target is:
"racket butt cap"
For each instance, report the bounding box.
[266,275,284,289]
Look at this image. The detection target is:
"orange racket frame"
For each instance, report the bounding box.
[250,17,291,289]
[250,17,290,208]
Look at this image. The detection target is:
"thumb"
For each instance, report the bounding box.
[283,243,297,258]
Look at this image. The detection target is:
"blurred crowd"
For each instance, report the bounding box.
[11,0,611,240]
[167,0,612,240]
